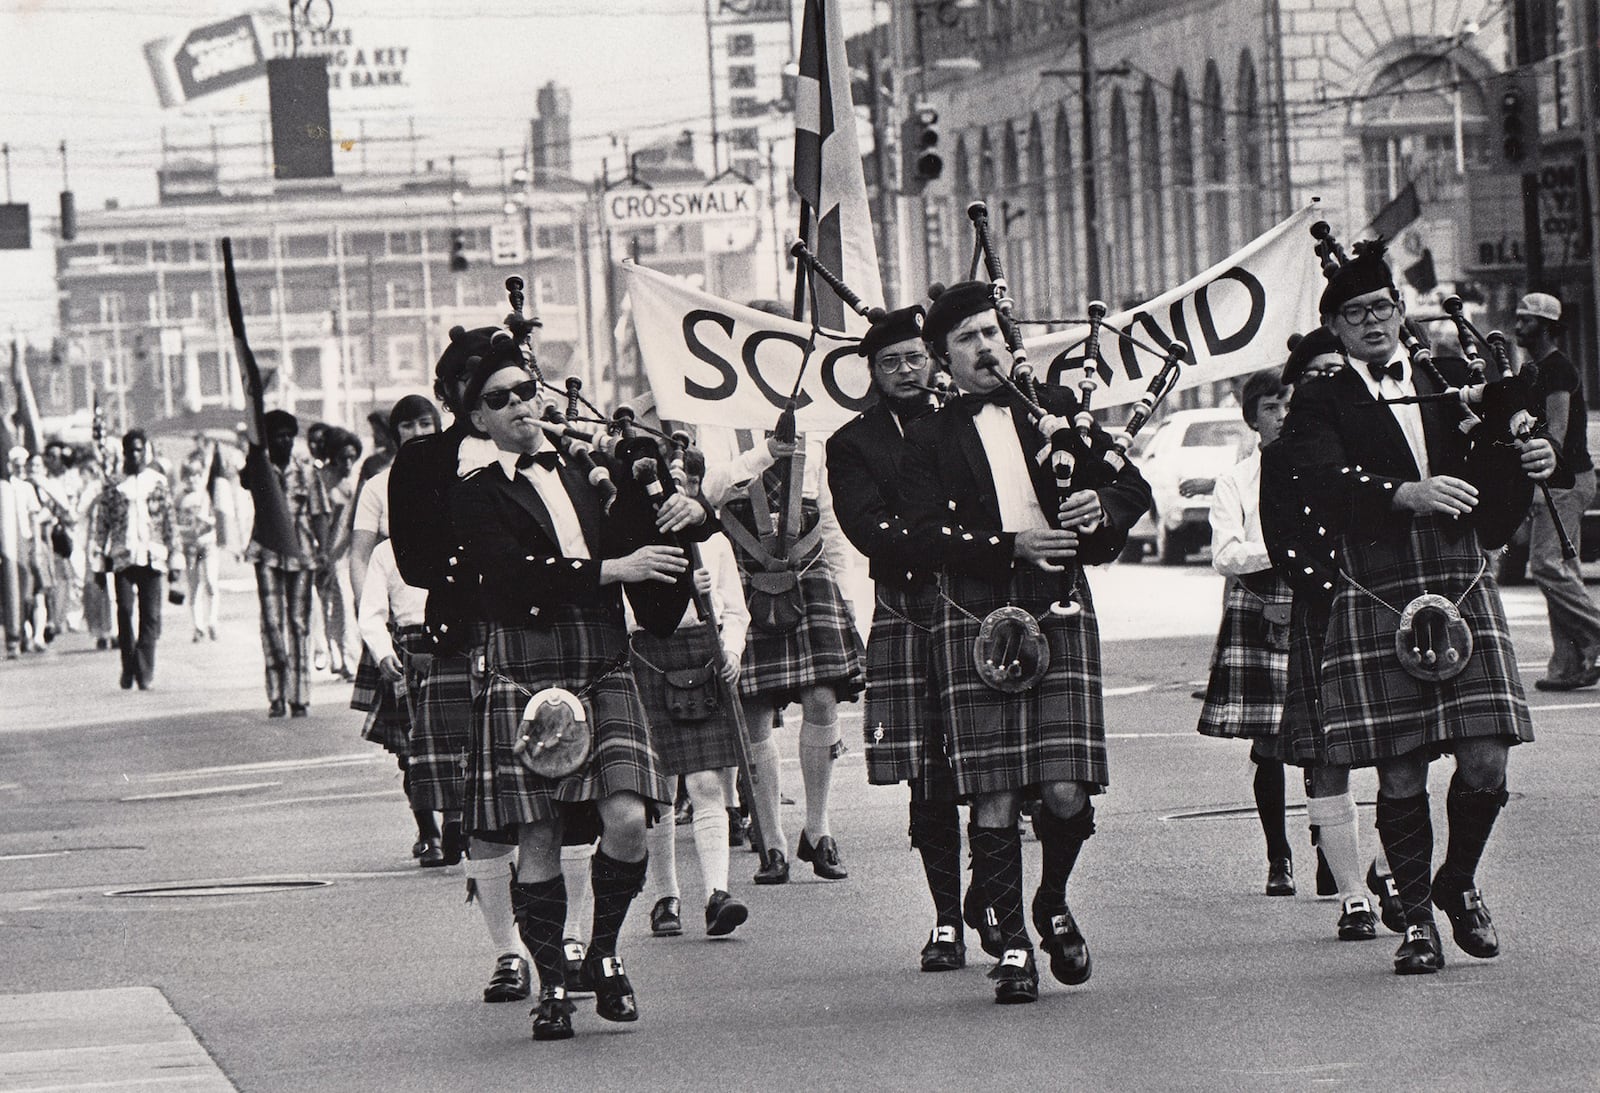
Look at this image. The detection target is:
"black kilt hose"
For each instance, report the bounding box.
[933,566,1109,797]
[1282,516,1532,767]
[864,583,958,799]
[357,625,429,758]
[472,608,671,835]
[1198,575,1290,760]
[630,621,742,776]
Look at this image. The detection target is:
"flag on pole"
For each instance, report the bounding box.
[221,237,301,561]
[793,0,882,333]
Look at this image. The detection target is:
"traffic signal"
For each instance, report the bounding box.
[902,102,943,193]
[1489,72,1538,173]
[59,190,76,242]
[450,227,468,272]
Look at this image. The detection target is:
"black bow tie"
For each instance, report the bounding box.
[959,386,1013,410]
[1367,359,1405,383]
[516,450,561,472]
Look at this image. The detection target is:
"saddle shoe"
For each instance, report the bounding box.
[919,924,966,972]
[1031,893,1092,986]
[963,884,1004,959]
[1432,876,1500,959]
[1393,921,1446,975]
[530,985,575,1041]
[583,953,639,1022]
[1336,896,1378,941]
[483,953,531,1003]
[796,831,848,880]
[988,948,1040,1004]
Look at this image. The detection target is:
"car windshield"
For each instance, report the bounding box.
[1183,421,1250,447]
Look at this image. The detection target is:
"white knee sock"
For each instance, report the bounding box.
[686,772,731,895]
[560,841,595,941]
[799,717,841,839]
[463,847,523,959]
[750,735,786,852]
[1306,793,1362,900]
[645,812,679,901]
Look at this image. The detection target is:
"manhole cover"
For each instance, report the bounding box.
[105,879,332,898]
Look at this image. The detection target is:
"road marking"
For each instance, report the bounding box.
[1104,684,1158,697]
[1107,732,1186,739]
[120,782,282,802]
[1530,700,1600,712]
[0,851,70,863]
[199,788,401,812]
[130,753,382,782]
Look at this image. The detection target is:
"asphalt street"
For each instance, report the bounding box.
[2,561,1598,1092]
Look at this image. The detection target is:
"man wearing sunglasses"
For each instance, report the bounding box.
[1269,239,1556,977]
[450,343,715,1041]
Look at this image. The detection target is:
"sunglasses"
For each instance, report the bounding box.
[479,378,541,411]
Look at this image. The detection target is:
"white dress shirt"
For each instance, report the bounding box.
[1354,349,1431,478]
[495,447,590,560]
[1209,449,1272,577]
[117,467,171,569]
[352,466,390,538]
[972,402,1051,533]
[359,539,428,664]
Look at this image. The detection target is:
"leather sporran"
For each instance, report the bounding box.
[1394,594,1472,682]
[746,568,804,634]
[1259,601,1292,653]
[973,605,1050,693]
[663,664,720,721]
[512,688,593,779]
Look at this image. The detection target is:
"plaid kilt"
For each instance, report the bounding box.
[932,567,1109,797]
[358,626,429,758]
[630,621,742,776]
[734,544,865,706]
[863,584,957,799]
[1286,516,1532,768]
[406,623,486,813]
[1197,576,1290,747]
[348,646,385,713]
[471,609,671,836]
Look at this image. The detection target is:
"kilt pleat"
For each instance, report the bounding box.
[932,567,1109,797]
[1197,578,1289,741]
[1287,516,1532,768]
[358,627,429,758]
[470,610,671,836]
[736,553,866,705]
[631,621,742,776]
[863,584,957,798]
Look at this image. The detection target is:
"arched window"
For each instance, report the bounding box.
[1053,107,1078,309]
[977,128,997,198]
[1237,51,1266,238]
[1202,61,1230,264]
[1139,80,1166,297]
[1000,123,1030,294]
[1358,55,1487,227]
[1108,89,1135,306]
[1026,114,1051,306]
[1170,70,1198,279]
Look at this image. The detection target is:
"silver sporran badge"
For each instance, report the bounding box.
[974,605,1050,692]
[1394,593,1472,682]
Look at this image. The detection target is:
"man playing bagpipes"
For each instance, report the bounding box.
[899,283,1154,1004]
[1263,235,1558,975]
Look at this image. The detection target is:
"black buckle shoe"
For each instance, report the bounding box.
[1393,922,1445,975]
[1031,892,1092,986]
[584,953,639,1022]
[1336,896,1378,941]
[484,953,531,1002]
[796,831,848,880]
[1265,857,1295,897]
[1431,876,1499,959]
[963,884,1003,959]
[649,895,683,937]
[1366,862,1405,934]
[705,889,748,937]
[562,938,594,996]
[753,848,790,885]
[417,838,445,868]
[530,985,575,1040]
[919,924,966,972]
[987,948,1039,1004]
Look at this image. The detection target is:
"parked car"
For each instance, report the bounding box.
[1122,408,1254,564]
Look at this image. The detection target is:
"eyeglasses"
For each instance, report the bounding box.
[479,378,541,411]
[874,352,929,374]
[1337,299,1398,326]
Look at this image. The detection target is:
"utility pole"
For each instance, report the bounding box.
[866,41,898,303]
[1078,0,1103,302]
[703,0,721,176]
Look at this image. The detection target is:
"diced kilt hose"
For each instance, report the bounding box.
[728,503,865,706]
[1198,575,1290,758]
[1281,515,1533,768]
[470,607,671,837]
[864,583,957,799]
[932,565,1109,797]
[405,621,486,813]
[356,626,429,758]
[630,620,742,777]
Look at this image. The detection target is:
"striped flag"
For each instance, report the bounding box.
[793,0,882,334]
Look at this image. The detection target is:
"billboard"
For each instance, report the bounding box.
[144,15,266,109]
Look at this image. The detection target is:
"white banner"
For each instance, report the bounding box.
[623,203,1325,434]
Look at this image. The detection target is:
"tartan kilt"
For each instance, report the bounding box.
[471,609,671,836]
[358,626,429,758]
[863,584,957,799]
[1197,577,1290,744]
[735,548,865,706]
[406,623,485,813]
[630,621,742,776]
[932,566,1109,797]
[348,646,385,712]
[1290,516,1532,768]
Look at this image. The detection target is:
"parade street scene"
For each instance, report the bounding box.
[3,1,1600,1090]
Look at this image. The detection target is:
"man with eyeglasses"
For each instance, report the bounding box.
[827,304,980,973]
[1270,239,1556,976]
[899,283,1153,1004]
[450,341,713,1040]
